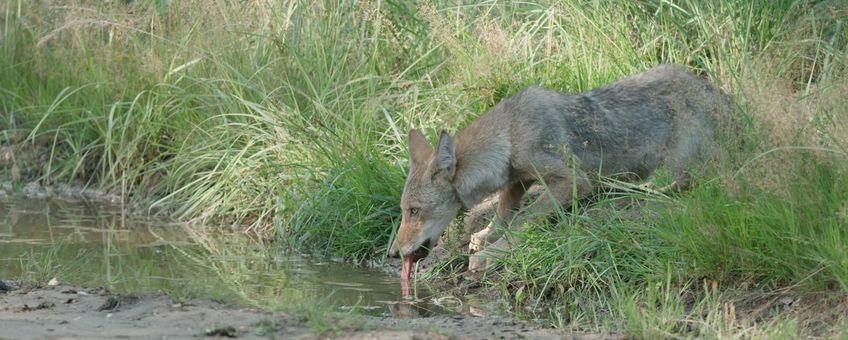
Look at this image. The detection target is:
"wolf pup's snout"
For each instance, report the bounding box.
[388,238,431,261]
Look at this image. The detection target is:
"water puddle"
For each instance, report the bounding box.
[0,194,487,318]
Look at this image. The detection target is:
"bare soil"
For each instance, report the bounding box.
[0,282,597,340]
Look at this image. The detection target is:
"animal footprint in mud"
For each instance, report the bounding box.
[97,295,140,311]
[17,301,55,312]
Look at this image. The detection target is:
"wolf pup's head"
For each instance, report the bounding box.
[389,129,462,261]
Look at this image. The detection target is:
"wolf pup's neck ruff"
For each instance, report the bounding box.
[451,121,512,209]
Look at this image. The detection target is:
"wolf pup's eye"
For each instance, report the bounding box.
[408,208,419,216]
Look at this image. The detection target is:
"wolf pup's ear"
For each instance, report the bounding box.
[432,130,456,181]
[408,129,432,169]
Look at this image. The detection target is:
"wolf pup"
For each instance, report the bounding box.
[389,64,726,272]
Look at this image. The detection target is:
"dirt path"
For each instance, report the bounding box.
[0,282,591,340]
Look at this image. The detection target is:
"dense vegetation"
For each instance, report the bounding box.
[1,0,846,337]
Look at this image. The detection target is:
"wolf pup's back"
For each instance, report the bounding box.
[488,64,722,182]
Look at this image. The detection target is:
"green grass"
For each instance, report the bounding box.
[1,0,847,337]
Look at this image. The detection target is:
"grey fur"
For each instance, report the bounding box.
[390,64,728,271]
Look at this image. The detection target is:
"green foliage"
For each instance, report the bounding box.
[1,0,847,336]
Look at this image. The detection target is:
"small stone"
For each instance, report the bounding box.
[204,326,237,337]
[47,278,59,287]
[0,280,13,293]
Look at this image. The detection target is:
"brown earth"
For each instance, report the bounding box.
[0,282,605,340]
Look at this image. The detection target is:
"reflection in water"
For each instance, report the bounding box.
[0,194,470,317]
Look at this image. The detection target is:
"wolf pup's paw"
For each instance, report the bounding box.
[468,252,491,272]
[468,223,495,252]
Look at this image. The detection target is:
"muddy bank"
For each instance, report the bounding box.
[1,138,129,205]
[0,179,122,204]
[0,282,590,339]
[0,281,307,340]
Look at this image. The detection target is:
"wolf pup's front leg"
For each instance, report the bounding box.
[470,168,593,272]
[468,237,511,271]
[467,179,529,270]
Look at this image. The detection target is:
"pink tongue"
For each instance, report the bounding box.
[402,256,413,280]
[400,257,413,298]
